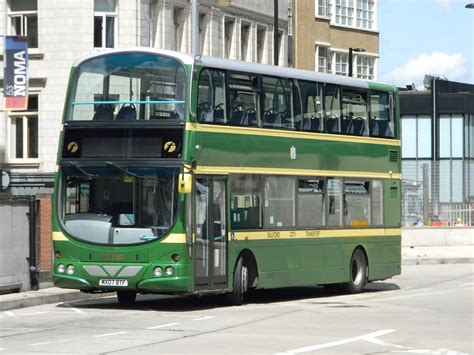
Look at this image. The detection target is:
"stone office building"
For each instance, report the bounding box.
[0,0,289,196]
[0,0,289,291]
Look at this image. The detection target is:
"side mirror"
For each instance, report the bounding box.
[178,173,192,194]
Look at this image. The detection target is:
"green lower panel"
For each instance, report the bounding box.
[54,275,92,290]
[228,236,401,289]
[137,276,193,293]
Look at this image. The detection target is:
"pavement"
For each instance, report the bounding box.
[0,246,473,312]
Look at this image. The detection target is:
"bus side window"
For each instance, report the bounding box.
[261,76,294,130]
[344,180,370,227]
[228,73,259,127]
[342,89,368,136]
[327,178,343,226]
[369,91,394,138]
[324,84,341,134]
[230,175,262,230]
[298,80,324,133]
[197,69,227,124]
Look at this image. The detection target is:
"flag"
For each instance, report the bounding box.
[3,36,29,111]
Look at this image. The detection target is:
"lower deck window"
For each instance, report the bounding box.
[298,178,325,227]
[263,176,295,228]
[344,181,370,227]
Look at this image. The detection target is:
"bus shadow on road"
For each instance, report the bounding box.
[58,281,400,312]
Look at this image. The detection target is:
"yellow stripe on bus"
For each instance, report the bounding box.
[52,232,68,241]
[52,232,187,243]
[231,228,401,241]
[195,165,402,180]
[186,123,401,147]
[161,233,186,243]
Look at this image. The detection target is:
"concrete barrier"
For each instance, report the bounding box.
[402,228,474,247]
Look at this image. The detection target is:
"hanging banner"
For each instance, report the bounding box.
[3,36,29,111]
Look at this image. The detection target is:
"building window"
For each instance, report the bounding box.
[8,0,38,49]
[401,115,432,159]
[356,0,374,30]
[94,0,117,49]
[335,52,348,76]
[224,17,235,59]
[440,115,464,159]
[316,46,330,73]
[173,7,185,52]
[356,56,374,80]
[241,22,251,61]
[256,25,267,64]
[317,0,331,18]
[199,13,207,55]
[8,95,39,161]
[335,0,353,26]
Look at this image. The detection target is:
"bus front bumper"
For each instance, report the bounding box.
[53,273,193,294]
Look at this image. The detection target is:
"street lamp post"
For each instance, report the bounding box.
[348,47,365,77]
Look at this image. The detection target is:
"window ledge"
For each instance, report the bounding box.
[315,15,331,21]
[5,159,40,167]
[0,50,44,61]
[329,23,379,34]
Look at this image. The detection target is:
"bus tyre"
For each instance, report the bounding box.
[117,291,137,304]
[343,248,367,294]
[226,257,248,306]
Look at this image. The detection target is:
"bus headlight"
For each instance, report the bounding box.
[66,265,75,275]
[57,264,66,273]
[165,266,175,276]
[153,267,163,277]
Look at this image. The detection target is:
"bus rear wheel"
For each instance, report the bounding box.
[343,248,367,294]
[226,257,248,306]
[117,290,137,304]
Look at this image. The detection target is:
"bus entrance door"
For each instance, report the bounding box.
[194,177,228,291]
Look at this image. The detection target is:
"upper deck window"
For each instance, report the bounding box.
[68,53,186,121]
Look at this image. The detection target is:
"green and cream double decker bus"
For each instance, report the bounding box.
[53,48,401,305]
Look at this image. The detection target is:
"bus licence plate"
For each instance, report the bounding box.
[99,279,128,287]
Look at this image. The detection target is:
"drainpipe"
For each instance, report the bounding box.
[27,196,38,290]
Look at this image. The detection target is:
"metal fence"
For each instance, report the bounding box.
[402,159,474,227]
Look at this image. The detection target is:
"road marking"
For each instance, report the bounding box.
[68,307,85,314]
[93,331,129,338]
[147,322,180,330]
[4,311,15,317]
[23,311,49,316]
[31,339,70,346]
[0,348,6,351]
[277,329,397,354]
[193,316,215,321]
[460,282,474,287]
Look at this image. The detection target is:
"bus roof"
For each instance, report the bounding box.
[72,48,396,92]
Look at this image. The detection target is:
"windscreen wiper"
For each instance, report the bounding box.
[105,161,146,179]
[66,161,96,178]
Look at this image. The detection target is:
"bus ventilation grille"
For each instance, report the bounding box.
[389,150,400,162]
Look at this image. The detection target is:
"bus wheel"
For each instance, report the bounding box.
[117,291,137,304]
[343,248,367,294]
[226,257,248,306]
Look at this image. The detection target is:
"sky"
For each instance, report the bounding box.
[378,0,474,89]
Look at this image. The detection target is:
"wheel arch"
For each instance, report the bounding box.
[233,249,259,289]
[353,244,369,279]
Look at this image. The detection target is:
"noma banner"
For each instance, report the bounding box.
[3,36,29,111]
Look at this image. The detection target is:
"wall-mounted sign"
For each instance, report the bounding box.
[3,36,29,111]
